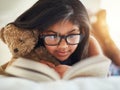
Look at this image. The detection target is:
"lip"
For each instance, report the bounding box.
[56,51,69,57]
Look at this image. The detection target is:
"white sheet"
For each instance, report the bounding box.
[0,75,120,90]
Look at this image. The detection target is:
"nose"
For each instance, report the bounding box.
[58,39,68,49]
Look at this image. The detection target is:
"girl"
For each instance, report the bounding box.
[9,0,102,77]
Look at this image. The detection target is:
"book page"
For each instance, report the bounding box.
[62,55,111,80]
[5,58,60,82]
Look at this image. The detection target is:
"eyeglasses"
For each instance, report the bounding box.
[40,34,83,46]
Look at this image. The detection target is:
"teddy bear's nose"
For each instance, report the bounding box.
[14,48,19,53]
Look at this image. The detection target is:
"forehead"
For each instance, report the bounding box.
[45,20,80,34]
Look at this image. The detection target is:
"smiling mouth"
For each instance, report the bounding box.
[56,51,69,57]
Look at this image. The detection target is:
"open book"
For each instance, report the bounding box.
[5,55,111,82]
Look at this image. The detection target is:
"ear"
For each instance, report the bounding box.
[0,28,6,43]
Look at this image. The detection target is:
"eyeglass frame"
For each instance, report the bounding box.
[40,33,84,46]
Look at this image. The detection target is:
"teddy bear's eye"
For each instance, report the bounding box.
[14,48,19,53]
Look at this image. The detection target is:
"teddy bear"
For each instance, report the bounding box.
[0,24,39,57]
[0,24,60,72]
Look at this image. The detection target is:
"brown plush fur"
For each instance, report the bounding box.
[0,24,59,72]
[0,24,39,57]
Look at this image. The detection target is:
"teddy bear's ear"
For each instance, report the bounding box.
[32,29,39,40]
[1,24,39,57]
[0,27,6,43]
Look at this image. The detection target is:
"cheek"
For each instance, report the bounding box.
[45,45,78,54]
[70,45,78,53]
[45,45,56,54]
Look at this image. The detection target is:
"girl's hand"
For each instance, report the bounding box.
[54,65,71,78]
[40,60,55,68]
[40,60,71,78]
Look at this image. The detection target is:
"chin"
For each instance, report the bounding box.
[57,57,69,62]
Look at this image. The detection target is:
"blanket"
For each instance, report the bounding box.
[0,75,120,90]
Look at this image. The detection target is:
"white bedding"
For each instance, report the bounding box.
[0,75,120,90]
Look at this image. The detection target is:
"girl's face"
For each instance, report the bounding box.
[43,21,80,61]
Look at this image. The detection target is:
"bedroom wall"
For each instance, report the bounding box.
[0,0,101,65]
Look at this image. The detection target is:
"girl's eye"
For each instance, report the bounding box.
[49,35,58,39]
[68,35,74,38]
[68,34,78,38]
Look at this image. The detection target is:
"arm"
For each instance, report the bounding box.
[40,60,71,78]
[88,36,103,57]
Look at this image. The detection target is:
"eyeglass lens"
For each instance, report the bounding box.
[43,34,81,45]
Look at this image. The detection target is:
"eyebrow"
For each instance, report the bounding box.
[67,29,80,34]
[45,29,80,34]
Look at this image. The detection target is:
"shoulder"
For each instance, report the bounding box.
[89,35,99,44]
[88,35,103,57]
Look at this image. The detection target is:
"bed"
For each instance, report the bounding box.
[0,75,120,90]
